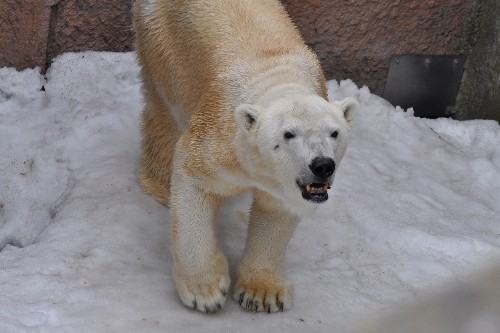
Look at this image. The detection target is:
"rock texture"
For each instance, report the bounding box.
[455,0,500,121]
[281,0,467,94]
[46,0,134,68]
[0,0,52,71]
[0,0,133,72]
[3,0,489,118]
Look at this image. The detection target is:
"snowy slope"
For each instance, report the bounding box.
[0,52,499,333]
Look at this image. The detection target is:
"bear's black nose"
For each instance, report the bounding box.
[309,157,335,179]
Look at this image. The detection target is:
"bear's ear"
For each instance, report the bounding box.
[235,104,261,133]
[334,97,359,123]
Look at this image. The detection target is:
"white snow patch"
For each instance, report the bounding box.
[0,52,499,332]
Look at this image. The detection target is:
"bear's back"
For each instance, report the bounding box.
[134,0,317,112]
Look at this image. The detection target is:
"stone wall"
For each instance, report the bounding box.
[0,0,53,72]
[455,0,500,121]
[46,0,134,66]
[1,0,491,119]
[282,0,467,95]
[0,0,134,72]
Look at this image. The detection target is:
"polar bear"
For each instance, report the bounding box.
[133,0,358,313]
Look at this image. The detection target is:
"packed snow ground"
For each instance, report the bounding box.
[0,52,499,333]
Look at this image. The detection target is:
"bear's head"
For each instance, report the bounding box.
[235,94,358,214]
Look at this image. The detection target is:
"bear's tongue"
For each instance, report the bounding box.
[305,183,330,194]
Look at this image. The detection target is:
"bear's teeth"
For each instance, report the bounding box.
[311,188,321,194]
[305,183,329,193]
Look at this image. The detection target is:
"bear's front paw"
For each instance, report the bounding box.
[173,253,230,313]
[233,271,292,313]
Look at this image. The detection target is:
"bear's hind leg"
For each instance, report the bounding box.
[139,90,181,206]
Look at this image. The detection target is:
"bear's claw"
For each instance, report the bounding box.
[174,272,230,313]
[173,248,230,313]
[234,277,292,313]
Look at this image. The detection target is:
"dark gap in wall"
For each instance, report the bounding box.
[44,2,60,74]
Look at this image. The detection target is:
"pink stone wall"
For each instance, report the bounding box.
[0,0,469,95]
[0,0,52,71]
[282,0,467,94]
[46,0,134,66]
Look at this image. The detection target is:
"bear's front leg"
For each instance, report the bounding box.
[234,190,300,313]
[170,160,230,313]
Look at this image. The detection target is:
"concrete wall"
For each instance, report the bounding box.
[0,0,53,72]
[1,0,468,95]
[46,0,134,66]
[282,0,467,95]
[1,0,495,121]
[455,0,500,121]
[0,0,133,72]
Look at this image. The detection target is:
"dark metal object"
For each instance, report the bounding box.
[383,55,466,118]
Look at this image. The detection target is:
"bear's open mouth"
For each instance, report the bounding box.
[297,181,330,203]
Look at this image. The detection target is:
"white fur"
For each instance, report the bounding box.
[170,158,231,310]
[235,93,358,216]
[140,0,156,22]
[133,0,359,313]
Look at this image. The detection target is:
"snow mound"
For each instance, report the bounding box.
[0,52,499,332]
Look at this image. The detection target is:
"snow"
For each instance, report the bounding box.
[1,52,499,332]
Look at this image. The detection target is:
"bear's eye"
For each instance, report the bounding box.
[331,131,339,138]
[284,132,295,140]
